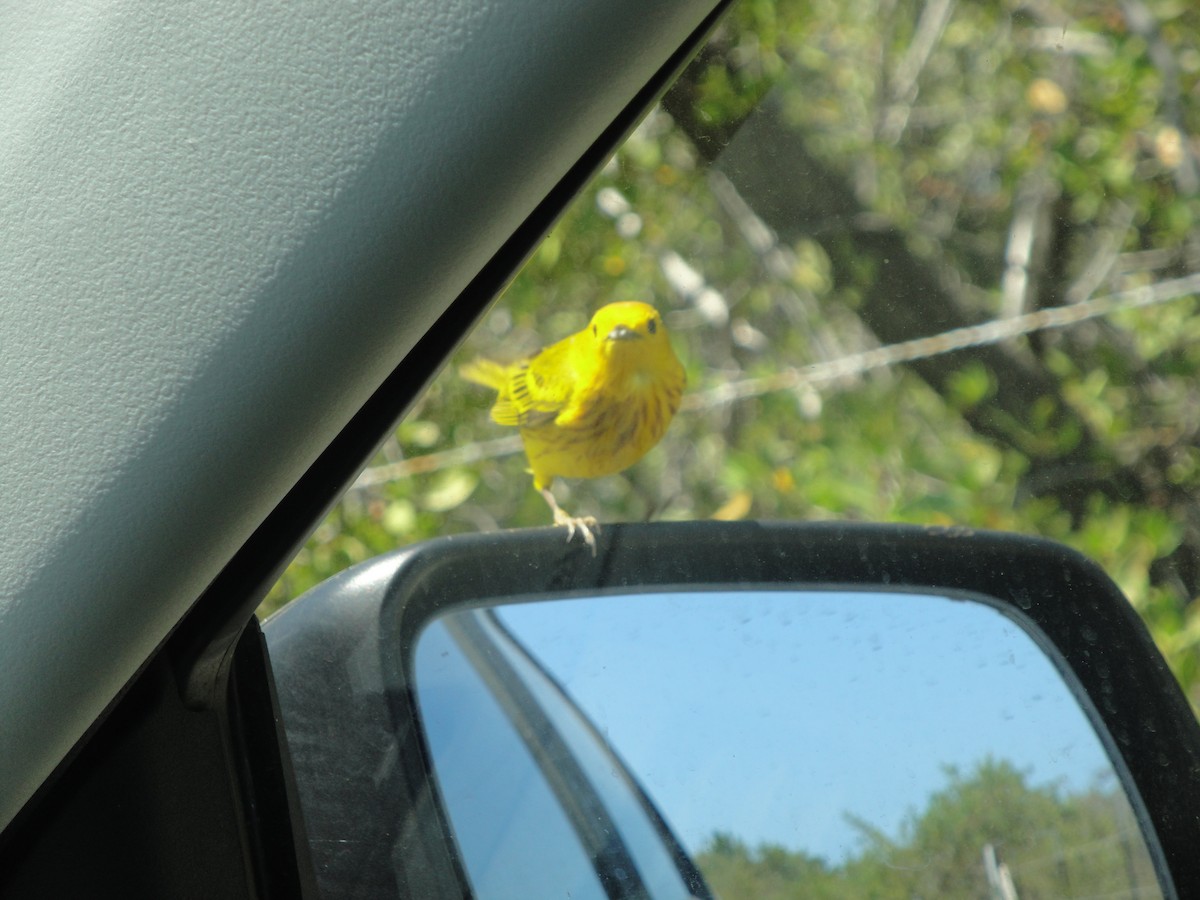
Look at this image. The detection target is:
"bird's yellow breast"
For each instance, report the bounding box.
[521,366,684,488]
[461,301,686,491]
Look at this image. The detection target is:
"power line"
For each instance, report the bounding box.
[683,271,1200,411]
[350,271,1200,490]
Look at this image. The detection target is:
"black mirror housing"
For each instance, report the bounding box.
[265,521,1200,897]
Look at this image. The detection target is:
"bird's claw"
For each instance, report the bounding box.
[553,510,600,555]
[539,487,600,555]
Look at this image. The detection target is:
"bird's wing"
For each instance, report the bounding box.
[488,343,578,427]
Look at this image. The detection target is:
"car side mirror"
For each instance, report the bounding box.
[264,522,1200,899]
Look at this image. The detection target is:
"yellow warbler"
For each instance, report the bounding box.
[462,301,686,550]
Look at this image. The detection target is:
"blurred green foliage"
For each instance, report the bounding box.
[264,0,1200,709]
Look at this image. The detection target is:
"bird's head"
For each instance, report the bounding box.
[588,301,673,363]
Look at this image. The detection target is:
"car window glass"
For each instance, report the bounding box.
[265,0,1200,890]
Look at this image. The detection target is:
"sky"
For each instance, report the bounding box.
[476,589,1117,863]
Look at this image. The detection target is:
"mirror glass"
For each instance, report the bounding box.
[413,590,1164,899]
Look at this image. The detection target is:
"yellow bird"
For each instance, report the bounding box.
[461,301,686,550]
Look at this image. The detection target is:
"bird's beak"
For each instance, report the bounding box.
[606,324,642,341]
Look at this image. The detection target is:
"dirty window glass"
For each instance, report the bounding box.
[267,0,1200,891]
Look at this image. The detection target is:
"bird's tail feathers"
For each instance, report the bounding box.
[459,357,508,390]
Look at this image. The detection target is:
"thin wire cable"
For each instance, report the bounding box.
[350,272,1200,490]
[683,271,1200,411]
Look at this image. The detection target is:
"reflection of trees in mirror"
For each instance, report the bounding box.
[415,589,1166,898]
[698,759,1158,900]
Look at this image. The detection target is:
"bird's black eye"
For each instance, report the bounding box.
[592,325,597,337]
[647,318,657,334]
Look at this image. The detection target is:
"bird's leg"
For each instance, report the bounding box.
[539,487,600,555]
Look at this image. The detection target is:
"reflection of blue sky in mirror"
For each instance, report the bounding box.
[493,590,1115,863]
